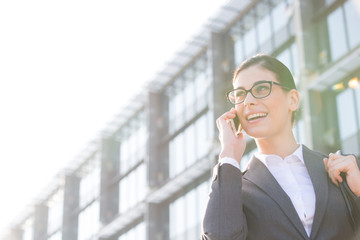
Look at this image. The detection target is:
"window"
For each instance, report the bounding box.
[272,1,288,33]
[79,155,100,208]
[234,35,244,67]
[169,132,185,177]
[184,124,196,168]
[231,0,295,65]
[336,86,360,155]
[118,222,146,240]
[169,180,210,240]
[293,118,306,144]
[169,111,213,178]
[344,0,360,49]
[327,7,347,61]
[276,42,299,86]
[169,84,185,130]
[325,1,360,63]
[47,188,64,236]
[119,112,147,174]
[167,53,209,133]
[78,201,99,240]
[194,70,210,112]
[243,27,257,57]
[48,231,62,240]
[291,43,299,78]
[22,218,33,240]
[257,2,272,47]
[119,163,147,213]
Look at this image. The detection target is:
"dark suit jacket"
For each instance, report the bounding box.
[202,145,360,240]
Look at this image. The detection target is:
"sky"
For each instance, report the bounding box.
[0,0,224,235]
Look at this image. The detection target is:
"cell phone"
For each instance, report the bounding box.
[227,115,242,135]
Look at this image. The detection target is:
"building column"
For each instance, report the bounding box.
[33,204,48,240]
[209,31,235,157]
[62,175,80,240]
[308,89,341,153]
[100,138,120,224]
[8,227,23,240]
[293,0,320,149]
[146,202,169,240]
[146,91,169,240]
[148,91,169,188]
[210,31,235,122]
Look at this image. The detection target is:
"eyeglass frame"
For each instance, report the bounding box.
[226,80,292,105]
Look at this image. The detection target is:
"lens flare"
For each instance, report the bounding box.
[348,77,359,89]
[331,82,345,91]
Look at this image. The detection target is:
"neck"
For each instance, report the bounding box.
[255,131,299,159]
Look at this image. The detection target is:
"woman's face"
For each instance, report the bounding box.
[233,65,296,139]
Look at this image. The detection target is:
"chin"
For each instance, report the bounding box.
[244,128,270,139]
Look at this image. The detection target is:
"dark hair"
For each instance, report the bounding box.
[233,54,298,124]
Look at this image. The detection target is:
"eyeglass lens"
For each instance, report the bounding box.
[229,82,272,104]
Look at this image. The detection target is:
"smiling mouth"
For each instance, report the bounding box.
[246,113,268,121]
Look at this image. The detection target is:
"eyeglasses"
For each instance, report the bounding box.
[226,80,291,105]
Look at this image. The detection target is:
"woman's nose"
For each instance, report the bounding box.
[243,91,256,106]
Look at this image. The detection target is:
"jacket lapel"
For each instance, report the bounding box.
[302,145,329,240]
[244,156,309,239]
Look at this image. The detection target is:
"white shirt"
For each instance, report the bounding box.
[220,145,315,236]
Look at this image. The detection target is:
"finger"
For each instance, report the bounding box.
[328,152,341,161]
[225,108,238,120]
[327,169,340,186]
[323,158,329,172]
[328,163,347,185]
[331,177,339,187]
[218,115,234,131]
[327,157,350,172]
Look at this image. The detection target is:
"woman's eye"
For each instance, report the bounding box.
[255,84,269,93]
[235,90,246,97]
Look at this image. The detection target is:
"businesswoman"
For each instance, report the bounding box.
[202,54,360,240]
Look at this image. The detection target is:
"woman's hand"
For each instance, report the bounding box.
[323,152,360,197]
[216,108,246,164]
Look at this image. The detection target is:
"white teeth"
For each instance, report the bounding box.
[247,113,267,120]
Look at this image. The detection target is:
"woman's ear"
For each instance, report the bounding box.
[288,89,300,112]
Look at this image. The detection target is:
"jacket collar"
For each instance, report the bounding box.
[302,145,329,240]
[243,145,329,240]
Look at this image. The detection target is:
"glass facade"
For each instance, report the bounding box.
[169,111,213,177]
[118,111,147,214]
[167,53,214,178]
[119,111,147,174]
[168,53,209,133]
[119,163,146,213]
[231,0,294,66]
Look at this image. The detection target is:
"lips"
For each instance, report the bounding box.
[246,112,268,121]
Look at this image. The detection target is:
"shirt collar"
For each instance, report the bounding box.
[254,144,304,166]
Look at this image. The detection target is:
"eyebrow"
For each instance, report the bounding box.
[233,80,269,90]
